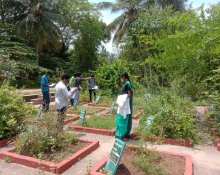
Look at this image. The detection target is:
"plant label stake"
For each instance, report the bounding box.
[94,96,100,105]
[144,115,155,131]
[79,109,86,126]
[144,93,151,100]
[109,101,116,114]
[73,100,79,109]
[105,139,126,175]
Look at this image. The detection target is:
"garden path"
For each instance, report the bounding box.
[1,109,220,175]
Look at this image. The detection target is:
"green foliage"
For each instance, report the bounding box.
[121,5,220,100]
[83,115,115,129]
[71,15,109,72]
[95,60,130,95]
[139,90,197,142]
[0,52,18,82]
[0,82,35,140]
[15,113,75,159]
[134,148,167,175]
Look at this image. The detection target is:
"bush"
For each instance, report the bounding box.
[0,82,35,140]
[139,90,197,142]
[15,113,75,158]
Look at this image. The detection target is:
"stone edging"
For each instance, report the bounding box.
[0,138,99,174]
[0,136,16,148]
[130,133,192,147]
[69,126,115,136]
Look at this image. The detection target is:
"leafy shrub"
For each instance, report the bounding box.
[0,82,35,140]
[139,91,197,142]
[15,113,75,158]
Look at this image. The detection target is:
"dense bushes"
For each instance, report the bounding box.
[139,91,197,142]
[15,114,75,158]
[0,82,35,140]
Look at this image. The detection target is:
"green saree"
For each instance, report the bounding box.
[115,81,133,140]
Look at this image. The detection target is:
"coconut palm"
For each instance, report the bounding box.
[98,0,187,44]
[16,0,63,64]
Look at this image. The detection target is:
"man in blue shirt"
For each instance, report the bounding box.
[41,71,50,111]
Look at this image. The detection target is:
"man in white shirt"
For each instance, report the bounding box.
[55,74,77,130]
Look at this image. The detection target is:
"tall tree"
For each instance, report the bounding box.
[71,15,109,72]
[15,0,63,65]
[97,0,187,44]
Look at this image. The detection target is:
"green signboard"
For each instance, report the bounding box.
[144,115,155,131]
[109,101,116,114]
[105,139,126,175]
[79,109,86,126]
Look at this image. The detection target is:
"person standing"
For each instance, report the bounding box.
[55,74,77,130]
[72,72,82,105]
[87,74,96,103]
[41,71,50,111]
[115,72,133,140]
[68,75,75,106]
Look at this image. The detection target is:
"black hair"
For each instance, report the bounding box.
[121,72,131,84]
[74,72,82,77]
[61,74,70,80]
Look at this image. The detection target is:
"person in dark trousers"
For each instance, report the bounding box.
[72,72,82,105]
[87,74,96,103]
[41,71,50,111]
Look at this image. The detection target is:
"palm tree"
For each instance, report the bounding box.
[97,0,150,44]
[16,0,63,65]
[98,0,187,44]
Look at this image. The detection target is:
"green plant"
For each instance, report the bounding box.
[139,90,197,143]
[133,148,167,175]
[0,82,36,140]
[15,113,75,159]
[3,156,13,163]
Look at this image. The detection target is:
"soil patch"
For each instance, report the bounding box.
[19,140,89,163]
[115,147,185,175]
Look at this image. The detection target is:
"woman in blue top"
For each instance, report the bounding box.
[115,72,133,140]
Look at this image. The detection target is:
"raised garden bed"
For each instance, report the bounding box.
[130,133,192,147]
[69,115,115,136]
[91,145,192,175]
[87,103,110,108]
[27,115,79,126]
[0,138,99,174]
[67,107,106,115]
[0,137,16,148]
[102,109,144,120]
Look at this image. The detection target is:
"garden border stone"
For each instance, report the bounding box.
[0,138,99,174]
[0,136,16,148]
[102,109,144,120]
[90,145,193,175]
[27,115,80,126]
[69,126,115,136]
[130,133,192,147]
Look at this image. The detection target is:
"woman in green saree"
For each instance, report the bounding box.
[115,72,133,140]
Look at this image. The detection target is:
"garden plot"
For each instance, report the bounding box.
[69,115,115,136]
[91,146,192,175]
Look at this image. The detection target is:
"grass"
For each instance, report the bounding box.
[83,115,115,130]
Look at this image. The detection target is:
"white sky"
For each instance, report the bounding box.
[88,0,220,53]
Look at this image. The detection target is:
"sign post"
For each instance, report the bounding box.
[144,115,155,131]
[94,96,100,105]
[79,109,86,126]
[104,139,126,175]
[109,101,116,114]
